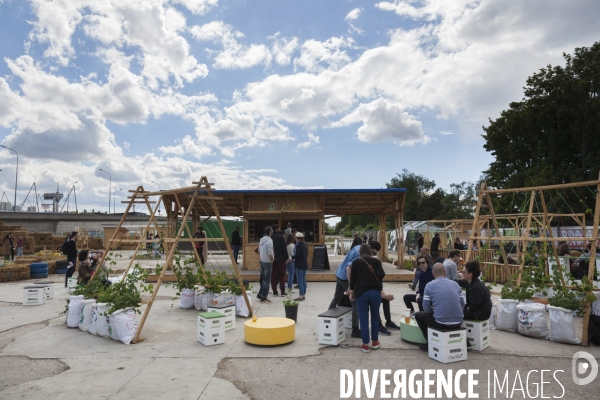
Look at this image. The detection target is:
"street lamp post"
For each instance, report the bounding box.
[1,145,18,212]
[113,188,122,214]
[98,168,111,213]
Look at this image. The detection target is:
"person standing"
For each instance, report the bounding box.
[285,233,296,294]
[455,261,493,321]
[193,227,206,265]
[417,233,424,252]
[351,233,362,249]
[15,235,24,257]
[328,237,362,338]
[284,222,292,236]
[231,226,242,264]
[270,224,288,296]
[430,232,441,260]
[2,234,13,261]
[258,227,274,303]
[348,244,385,353]
[64,232,79,287]
[415,263,465,351]
[292,232,308,301]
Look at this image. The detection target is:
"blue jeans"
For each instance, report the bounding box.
[286,261,295,290]
[357,289,382,344]
[295,268,307,296]
[259,261,272,299]
[16,247,23,257]
[232,245,240,262]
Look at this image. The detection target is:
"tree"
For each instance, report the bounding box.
[386,169,436,221]
[483,42,600,213]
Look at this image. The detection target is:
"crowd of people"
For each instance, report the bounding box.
[61,231,111,287]
[257,224,308,303]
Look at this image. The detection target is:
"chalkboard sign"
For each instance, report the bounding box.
[311,245,330,271]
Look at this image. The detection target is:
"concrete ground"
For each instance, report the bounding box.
[1,272,600,399]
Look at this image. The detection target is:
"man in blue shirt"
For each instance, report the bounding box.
[415,263,465,351]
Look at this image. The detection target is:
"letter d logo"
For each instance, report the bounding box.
[572,351,598,385]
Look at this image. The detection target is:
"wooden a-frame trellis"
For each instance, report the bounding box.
[90,176,252,344]
[465,175,600,346]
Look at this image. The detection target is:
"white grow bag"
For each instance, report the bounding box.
[496,299,519,333]
[517,303,549,339]
[548,305,581,345]
[67,295,84,328]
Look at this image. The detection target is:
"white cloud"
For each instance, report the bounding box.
[29,1,208,87]
[297,132,320,150]
[173,0,219,15]
[332,98,425,145]
[293,36,355,72]
[345,8,362,21]
[190,22,299,69]
[440,131,454,135]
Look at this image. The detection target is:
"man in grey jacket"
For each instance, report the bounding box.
[258,227,274,303]
[415,263,464,351]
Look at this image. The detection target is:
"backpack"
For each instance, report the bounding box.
[61,242,69,255]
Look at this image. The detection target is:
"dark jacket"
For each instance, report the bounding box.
[77,260,93,284]
[350,237,362,249]
[456,277,492,320]
[417,266,434,295]
[231,230,242,246]
[272,232,288,262]
[292,241,308,270]
[349,255,384,299]
[63,240,78,259]
[431,236,441,252]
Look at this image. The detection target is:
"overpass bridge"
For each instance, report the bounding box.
[0,211,167,236]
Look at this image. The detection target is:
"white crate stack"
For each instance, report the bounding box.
[428,327,467,364]
[207,304,236,331]
[317,308,348,346]
[23,286,45,306]
[197,311,226,346]
[461,319,490,351]
[33,281,54,300]
[67,277,77,288]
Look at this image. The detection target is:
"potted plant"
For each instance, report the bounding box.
[282,292,299,322]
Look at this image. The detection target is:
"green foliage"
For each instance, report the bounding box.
[546,255,596,313]
[483,41,600,211]
[172,254,200,293]
[102,264,153,315]
[282,291,299,307]
[402,259,414,270]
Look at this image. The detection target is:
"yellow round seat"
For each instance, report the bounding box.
[244,317,295,346]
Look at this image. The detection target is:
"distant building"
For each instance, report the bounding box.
[0,202,12,211]
[26,206,37,212]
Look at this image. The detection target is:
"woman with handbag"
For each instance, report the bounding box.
[348,243,386,353]
[291,232,308,301]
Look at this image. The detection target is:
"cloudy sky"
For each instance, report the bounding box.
[0,0,599,213]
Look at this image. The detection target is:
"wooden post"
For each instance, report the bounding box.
[539,189,565,286]
[466,182,486,263]
[379,211,387,262]
[582,173,600,346]
[517,190,536,287]
[485,192,509,282]
[132,191,198,344]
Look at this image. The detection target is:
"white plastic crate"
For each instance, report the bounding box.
[67,277,77,288]
[23,286,45,306]
[318,328,345,346]
[33,281,54,299]
[428,343,467,364]
[427,327,467,348]
[197,311,225,346]
[461,320,490,351]
[207,304,236,331]
[318,315,344,333]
